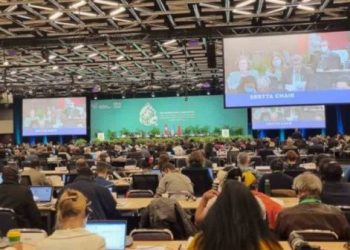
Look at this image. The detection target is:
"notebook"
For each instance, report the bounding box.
[30,186,53,203]
[86,221,127,250]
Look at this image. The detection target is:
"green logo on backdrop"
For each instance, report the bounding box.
[139,103,158,126]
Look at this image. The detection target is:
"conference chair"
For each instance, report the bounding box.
[284,169,306,178]
[63,174,78,185]
[20,175,32,186]
[266,155,280,165]
[250,156,262,167]
[336,206,350,225]
[125,158,137,167]
[175,158,187,168]
[181,168,213,197]
[291,229,338,241]
[0,208,17,236]
[307,145,325,155]
[132,174,159,194]
[126,190,154,198]
[130,229,174,241]
[257,149,275,165]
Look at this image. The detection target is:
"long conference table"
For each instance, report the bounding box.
[125,241,347,250]
[116,197,299,211]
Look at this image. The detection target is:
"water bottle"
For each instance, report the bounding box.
[264,179,271,196]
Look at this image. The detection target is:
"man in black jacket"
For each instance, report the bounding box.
[320,161,350,206]
[65,163,119,220]
[0,165,42,228]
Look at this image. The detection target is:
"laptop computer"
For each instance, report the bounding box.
[30,186,53,203]
[86,221,127,250]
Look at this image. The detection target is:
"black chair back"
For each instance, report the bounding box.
[0,208,17,236]
[181,168,213,196]
[20,175,32,186]
[132,175,159,194]
[64,174,78,185]
[250,156,262,167]
[284,169,305,178]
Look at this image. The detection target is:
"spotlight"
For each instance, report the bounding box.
[206,91,210,95]
[176,92,180,97]
[122,94,125,99]
[93,96,98,100]
[151,92,155,98]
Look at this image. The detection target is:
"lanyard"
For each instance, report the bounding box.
[299,197,322,205]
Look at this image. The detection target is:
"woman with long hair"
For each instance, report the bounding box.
[188,180,282,250]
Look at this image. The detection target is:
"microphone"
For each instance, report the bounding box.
[288,232,313,250]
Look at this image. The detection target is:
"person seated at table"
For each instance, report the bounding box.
[284,150,303,170]
[38,189,105,250]
[155,163,193,197]
[154,153,170,169]
[65,163,119,220]
[276,172,349,240]
[188,180,282,250]
[187,150,206,169]
[21,158,51,186]
[320,161,350,206]
[95,161,114,189]
[195,168,282,230]
[0,165,42,229]
[281,138,298,154]
[258,159,293,193]
[236,152,254,172]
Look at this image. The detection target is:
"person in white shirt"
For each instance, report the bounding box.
[38,189,105,250]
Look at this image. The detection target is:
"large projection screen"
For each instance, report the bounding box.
[252,105,325,130]
[22,97,87,136]
[224,31,350,108]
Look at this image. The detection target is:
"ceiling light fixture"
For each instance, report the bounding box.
[232,9,252,15]
[28,4,54,11]
[235,0,256,8]
[88,53,98,58]
[265,0,286,4]
[297,4,315,11]
[49,11,63,20]
[73,11,97,17]
[110,6,126,16]
[116,55,124,61]
[77,75,83,79]
[94,0,121,7]
[52,65,59,70]
[73,44,84,50]
[5,5,18,12]
[49,55,56,60]
[162,39,177,46]
[3,60,9,66]
[69,0,87,9]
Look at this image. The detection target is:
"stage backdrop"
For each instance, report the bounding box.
[90,95,248,139]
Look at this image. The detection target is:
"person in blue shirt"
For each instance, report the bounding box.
[94,161,114,188]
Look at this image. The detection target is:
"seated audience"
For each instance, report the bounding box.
[195,168,281,230]
[95,162,114,188]
[188,150,206,168]
[282,138,298,154]
[0,165,42,228]
[188,180,282,250]
[154,153,170,170]
[285,150,301,169]
[236,152,255,172]
[258,159,293,193]
[320,161,350,205]
[38,189,105,250]
[21,158,51,186]
[155,163,193,197]
[65,161,119,220]
[276,172,349,240]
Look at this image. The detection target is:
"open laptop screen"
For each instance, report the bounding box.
[30,186,53,203]
[86,221,126,250]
